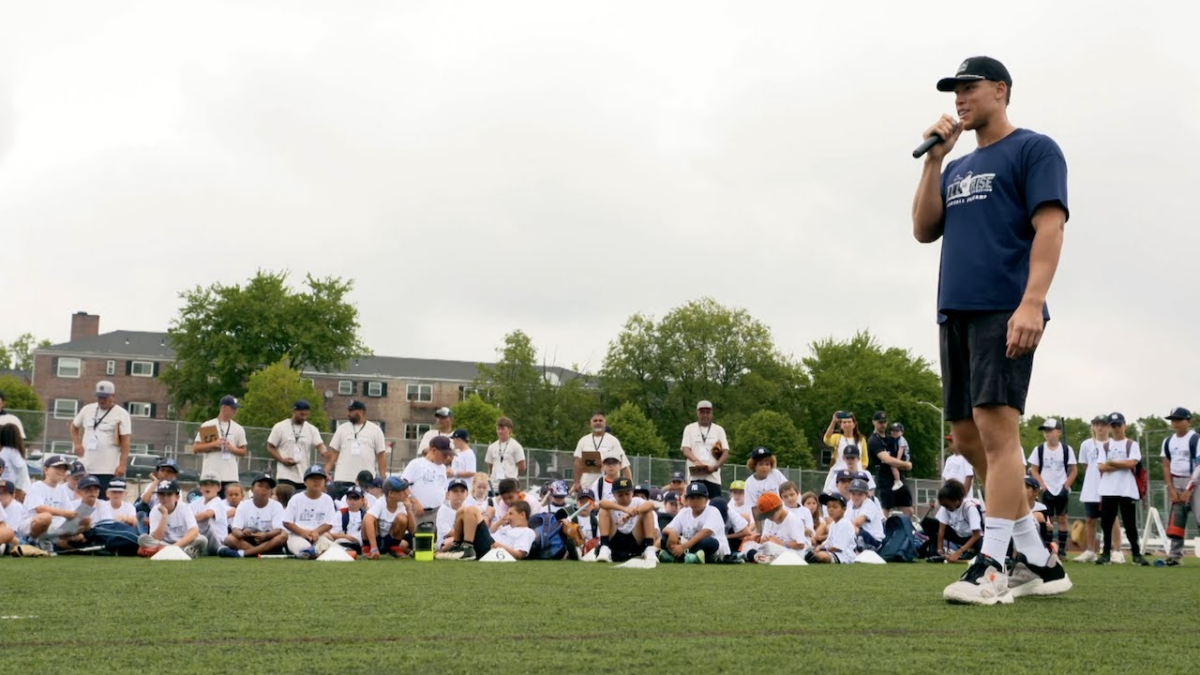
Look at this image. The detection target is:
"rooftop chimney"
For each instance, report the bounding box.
[70,312,100,342]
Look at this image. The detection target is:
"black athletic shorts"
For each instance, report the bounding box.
[1040,490,1069,517]
[879,481,914,510]
[1083,501,1101,519]
[940,311,1037,421]
[609,531,642,562]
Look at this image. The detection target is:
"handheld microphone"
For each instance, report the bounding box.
[912,134,944,159]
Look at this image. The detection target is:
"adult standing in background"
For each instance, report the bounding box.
[0,391,26,440]
[871,417,914,516]
[680,401,730,499]
[325,400,389,501]
[572,412,630,494]
[267,400,327,494]
[419,407,455,454]
[193,395,248,498]
[823,411,868,493]
[71,380,131,496]
[485,417,526,486]
[1162,407,1200,566]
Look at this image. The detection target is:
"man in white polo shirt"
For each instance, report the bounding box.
[1163,407,1200,566]
[1027,418,1077,559]
[680,400,730,500]
[325,400,388,501]
[70,380,132,497]
[572,411,630,494]
[418,407,455,454]
[193,396,249,498]
[267,399,327,493]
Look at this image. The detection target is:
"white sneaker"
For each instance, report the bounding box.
[1072,550,1097,563]
[943,555,1012,606]
[643,547,658,562]
[1111,551,1126,565]
[596,545,612,563]
[892,480,904,491]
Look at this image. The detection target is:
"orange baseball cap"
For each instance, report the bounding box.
[756,492,783,515]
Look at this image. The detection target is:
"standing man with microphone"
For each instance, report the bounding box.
[911,56,1072,605]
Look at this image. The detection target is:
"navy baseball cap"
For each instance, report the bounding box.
[937,56,1012,92]
[613,477,634,493]
[1024,476,1040,490]
[107,479,127,492]
[155,479,181,494]
[220,395,240,409]
[1108,412,1126,425]
[819,491,847,506]
[156,457,180,471]
[685,482,709,498]
[1166,407,1192,421]
[78,475,101,490]
[633,484,650,497]
[842,445,861,459]
[356,470,375,487]
[345,486,365,499]
[429,436,452,451]
[70,460,87,476]
[304,465,328,480]
[669,471,686,483]
[849,478,870,494]
[347,400,367,411]
[578,489,596,502]
[853,471,871,483]
[451,428,470,441]
[252,472,277,487]
[447,478,469,491]
[835,470,853,483]
[662,491,678,503]
[293,399,311,411]
[1091,415,1108,424]
[750,446,773,460]
[0,479,13,494]
[890,423,905,432]
[383,476,410,492]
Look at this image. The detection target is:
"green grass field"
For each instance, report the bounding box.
[1,557,1194,674]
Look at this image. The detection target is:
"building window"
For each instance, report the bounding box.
[406,384,432,402]
[338,380,354,395]
[166,404,177,420]
[404,423,431,440]
[106,360,116,376]
[127,402,153,418]
[130,361,155,377]
[50,441,74,454]
[53,399,78,420]
[459,385,490,401]
[57,358,82,378]
[367,381,384,397]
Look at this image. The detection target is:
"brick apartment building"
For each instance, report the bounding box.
[30,312,578,462]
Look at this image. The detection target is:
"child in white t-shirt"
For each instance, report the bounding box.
[743,447,787,519]
[103,479,138,526]
[220,473,288,558]
[283,466,338,559]
[780,482,815,540]
[141,479,206,558]
[484,500,537,561]
[745,492,808,563]
[931,479,983,563]
[363,476,416,559]
[24,455,80,544]
[191,475,229,556]
[809,492,856,564]
[727,481,754,530]
[331,487,368,554]
[0,480,25,543]
[437,478,470,551]
[847,479,885,551]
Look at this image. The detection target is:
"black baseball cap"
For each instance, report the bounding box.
[633,484,651,497]
[0,479,13,494]
[578,489,596,501]
[356,470,375,487]
[750,446,773,460]
[835,470,853,483]
[347,400,367,411]
[872,411,888,422]
[841,445,861,459]
[78,475,101,490]
[429,436,452,452]
[613,477,634,493]
[156,457,180,471]
[670,471,686,482]
[44,454,71,469]
[835,410,853,420]
[819,491,847,506]
[1091,415,1108,425]
[685,482,709,498]
[107,479,127,492]
[1024,476,1040,490]
[451,428,470,441]
[1166,407,1192,421]
[252,472,277,487]
[662,491,678,503]
[70,460,87,477]
[890,423,904,432]
[345,486,365,499]
[155,479,181,494]
[1108,412,1126,426]
[937,56,1012,92]
[447,478,469,491]
[849,478,870,494]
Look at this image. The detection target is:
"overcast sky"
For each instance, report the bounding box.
[1,2,1195,422]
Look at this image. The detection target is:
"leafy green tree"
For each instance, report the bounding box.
[801,331,943,477]
[600,298,810,451]
[453,394,503,445]
[0,375,45,442]
[7,334,52,372]
[238,360,330,433]
[606,403,668,458]
[734,410,815,469]
[162,271,370,421]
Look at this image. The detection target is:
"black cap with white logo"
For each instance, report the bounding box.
[937,56,1012,92]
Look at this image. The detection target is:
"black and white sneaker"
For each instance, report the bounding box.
[1008,552,1073,598]
[943,554,1012,605]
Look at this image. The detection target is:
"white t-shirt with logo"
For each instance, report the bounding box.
[194,418,249,483]
[283,492,337,532]
[1078,439,1104,503]
[848,497,885,541]
[1162,431,1199,478]
[150,503,199,544]
[268,419,324,484]
[191,496,229,545]
[401,457,448,512]
[664,504,729,556]
[492,525,536,554]
[73,403,133,474]
[761,510,808,547]
[744,469,787,512]
[936,498,984,538]
[610,497,646,535]
[335,507,366,543]
[232,499,285,533]
[1098,439,1142,500]
[1027,443,1077,495]
[366,498,409,539]
[573,433,628,489]
[23,480,75,529]
[329,422,388,483]
[484,439,525,482]
[680,422,730,486]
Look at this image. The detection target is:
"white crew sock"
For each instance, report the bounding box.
[981,517,1014,563]
[1011,514,1051,566]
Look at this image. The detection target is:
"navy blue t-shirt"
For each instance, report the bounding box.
[937,128,1069,322]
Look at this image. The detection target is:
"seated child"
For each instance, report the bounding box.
[847,478,885,551]
[809,492,856,564]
